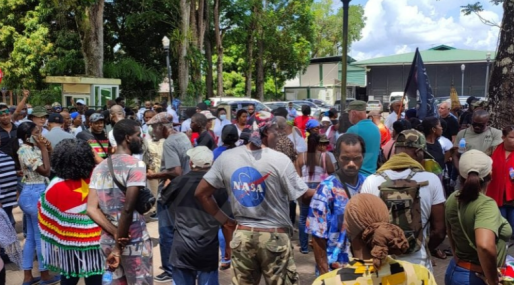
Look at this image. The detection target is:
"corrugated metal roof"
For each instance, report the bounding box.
[352,45,495,66]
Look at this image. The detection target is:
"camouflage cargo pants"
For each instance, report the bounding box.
[230,228,299,285]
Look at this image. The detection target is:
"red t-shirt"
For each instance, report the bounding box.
[294,115,312,138]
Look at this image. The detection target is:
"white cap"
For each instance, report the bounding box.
[187,146,214,169]
[200,110,216,120]
[76,99,86,105]
[321,116,330,123]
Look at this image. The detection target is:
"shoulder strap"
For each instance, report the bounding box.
[333,173,352,199]
[93,133,109,157]
[387,144,394,159]
[457,203,477,250]
[107,156,126,192]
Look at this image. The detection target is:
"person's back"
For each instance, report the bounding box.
[446,192,510,266]
[204,146,304,229]
[360,166,445,271]
[346,119,380,176]
[312,257,436,285]
[168,170,231,274]
[45,127,74,148]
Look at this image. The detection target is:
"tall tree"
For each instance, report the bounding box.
[214,0,224,97]
[177,0,191,100]
[311,0,365,58]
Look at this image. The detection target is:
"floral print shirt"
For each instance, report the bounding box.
[17,144,46,184]
[306,174,365,267]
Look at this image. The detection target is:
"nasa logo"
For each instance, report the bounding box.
[231,167,270,207]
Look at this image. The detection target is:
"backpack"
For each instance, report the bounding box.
[378,170,429,253]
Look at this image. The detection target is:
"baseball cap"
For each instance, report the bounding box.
[30,106,48,117]
[221,124,238,143]
[459,149,492,180]
[321,116,330,123]
[76,99,86,105]
[89,113,105,123]
[48,113,64,124]
[394,129,433,158]
[187,146,213,169]
[201,110,216,120]
[305,119,320,129]
[345,100,367,112]
[466,96,478,106]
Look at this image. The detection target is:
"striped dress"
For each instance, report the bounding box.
[0,153,18,208]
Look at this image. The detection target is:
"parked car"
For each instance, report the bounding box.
[216,99,270,123]
[366,100,383,112]
[209,96,261,107]
[334,98,356,112]
[292,100,322,118]
[264,101,302,111]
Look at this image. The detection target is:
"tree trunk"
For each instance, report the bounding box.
[214,0,224,97]
[75,0,104,77]
[204,2,214,99]
[255,1,265,101]
[488,0,514,128]
[178,0,190,100]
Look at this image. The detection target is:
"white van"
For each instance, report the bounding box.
[389,92,408,105]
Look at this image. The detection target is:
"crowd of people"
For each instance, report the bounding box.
[0,91,510,285]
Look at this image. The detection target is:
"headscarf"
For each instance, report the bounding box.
[344,194,409,269]
[249,111,276,147]
[70,111,80,120]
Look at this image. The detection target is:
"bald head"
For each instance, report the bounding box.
[110,105,125,124]
[438,101,451,118]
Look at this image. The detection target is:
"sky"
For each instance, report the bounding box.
[330,0,503,60]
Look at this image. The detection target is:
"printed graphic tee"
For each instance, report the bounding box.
[203,146,308,229]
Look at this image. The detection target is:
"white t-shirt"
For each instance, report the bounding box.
[438,136,453,153]
[166,106,180,131]
[360,169,446,272]
[181,118,191,133]
[288,128,307,153]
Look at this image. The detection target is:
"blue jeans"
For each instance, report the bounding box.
[172,267,219,285]
[18,183,46,271]
[445,259,486,285]
[298,201,310,252]
[218,228,230,265]
[500,205,514,235]
[158,201,174,276]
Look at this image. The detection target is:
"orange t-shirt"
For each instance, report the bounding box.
[378,124,392,147]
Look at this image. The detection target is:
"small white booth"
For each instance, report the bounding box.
[44,76,121,108]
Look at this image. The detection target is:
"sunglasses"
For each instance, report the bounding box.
[0,109,9,115]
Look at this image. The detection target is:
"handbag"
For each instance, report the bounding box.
[107,156,156,215]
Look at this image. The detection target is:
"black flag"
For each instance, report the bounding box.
[403,48,436,120]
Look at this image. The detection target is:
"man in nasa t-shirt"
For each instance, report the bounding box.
[196,111,311,285]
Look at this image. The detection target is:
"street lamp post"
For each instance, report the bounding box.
[272,63,278,98]
[485,52,491,98]
[461,64,466,96]
[340,0,351,113]
[162,36,173,103]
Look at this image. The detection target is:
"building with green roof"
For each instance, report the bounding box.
[352,45,495,106]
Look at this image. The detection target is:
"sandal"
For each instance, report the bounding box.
[431,248,447,259]
[22,277,41,285]
[219,263,231,271]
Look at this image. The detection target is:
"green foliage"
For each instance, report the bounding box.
[27,85,62,106]
[311,1,366,58]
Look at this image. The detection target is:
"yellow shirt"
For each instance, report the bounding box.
[312,257,436,285]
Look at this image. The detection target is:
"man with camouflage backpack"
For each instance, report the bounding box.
[360,129,446,272]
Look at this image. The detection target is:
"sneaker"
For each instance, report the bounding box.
[150,212,158,220]
[154,272,172,283]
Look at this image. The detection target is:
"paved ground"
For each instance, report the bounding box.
[4,206,454,285]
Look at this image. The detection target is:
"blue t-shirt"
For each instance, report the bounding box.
[346,119,380,176]
[306,174,365,266]
[213,146,228,161]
